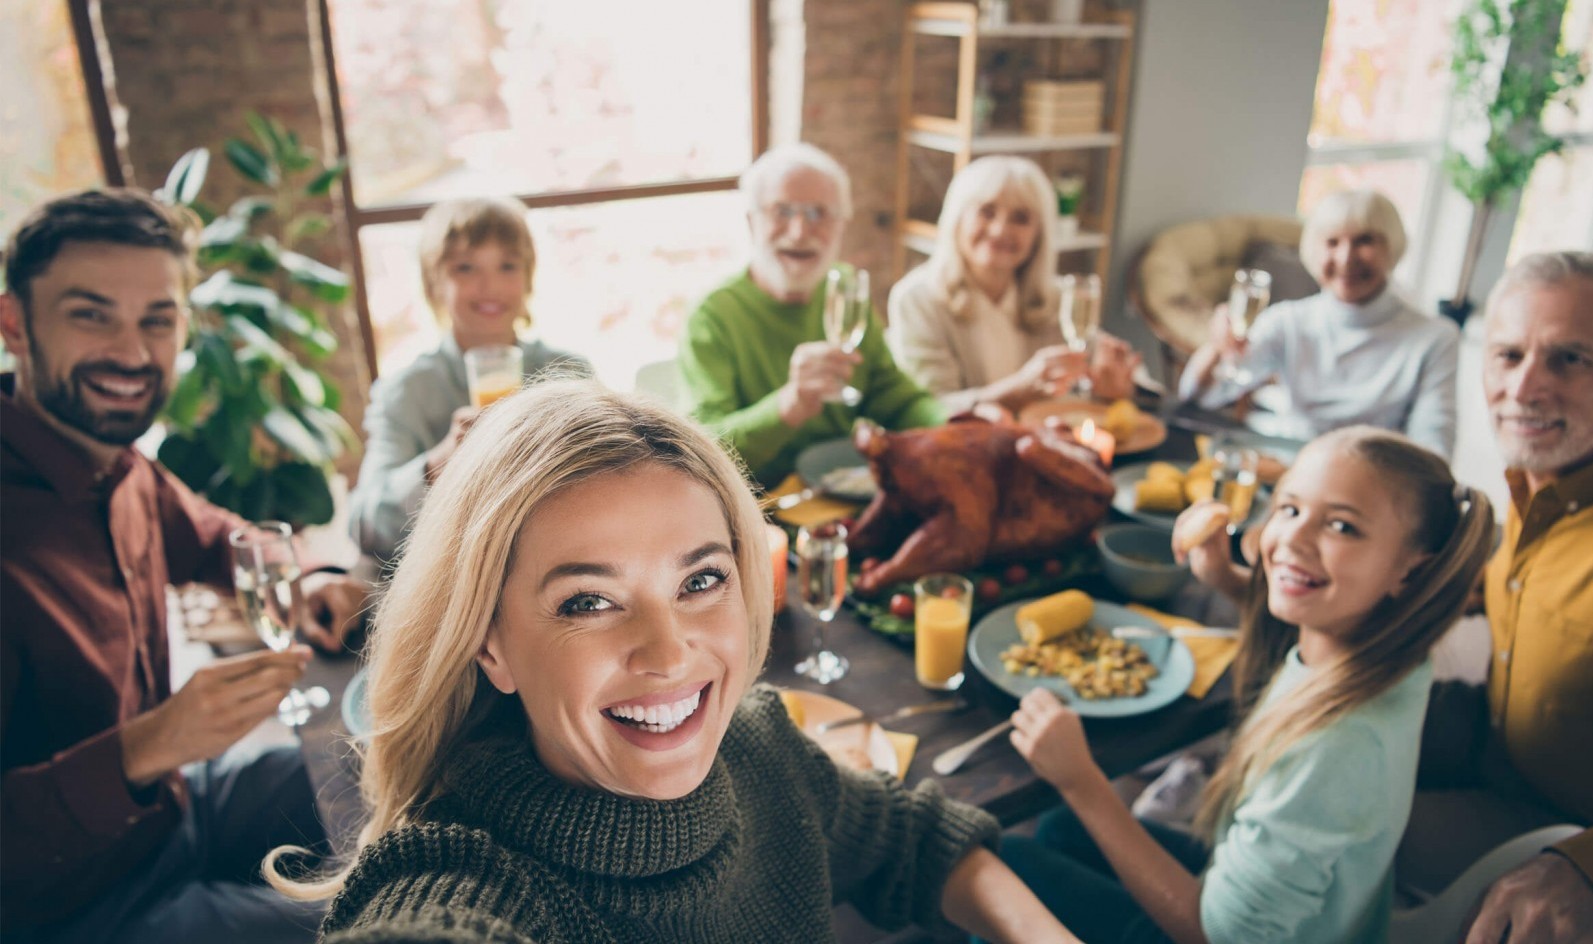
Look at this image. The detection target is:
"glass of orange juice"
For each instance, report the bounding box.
[464,344,524,408]
[765,523,789,613]
[914,573,973,690]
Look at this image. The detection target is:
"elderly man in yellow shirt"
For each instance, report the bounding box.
[1401,251,1593,943]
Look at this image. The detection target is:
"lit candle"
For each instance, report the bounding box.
[1079,418,1116,467]
[766,523,789,612]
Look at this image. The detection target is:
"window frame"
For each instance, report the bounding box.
[314,0,770,380]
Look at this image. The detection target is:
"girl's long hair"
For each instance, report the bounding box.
[925,155,1058,331]
[264,379,774,899]
[1194,427,1493,837]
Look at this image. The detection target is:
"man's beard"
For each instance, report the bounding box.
[1494,410,1593,475]
[33,359,168,447]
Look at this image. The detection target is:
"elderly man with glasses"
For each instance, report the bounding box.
[678,143,945,487]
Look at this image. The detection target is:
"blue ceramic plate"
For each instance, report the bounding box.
[794,438,876,502]
[1110,461,1272,533]
[341,666,371,740]
[967,600,1196,718]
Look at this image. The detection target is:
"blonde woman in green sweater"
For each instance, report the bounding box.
[268,380,1078,943]
[999,427,1494,943]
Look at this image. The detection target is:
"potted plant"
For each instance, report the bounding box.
[155,113,357,527]
[1441,0,1587,323]
[1054,174,1085,242]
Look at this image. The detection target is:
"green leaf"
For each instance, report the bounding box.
[192,271,278,315]
[156,433,221,491]
[305,160,347,197]
[226,196,275,222]
[195,331,246,392]
[245,111,287,163]
[280,359,327,408]
[159,148,210,207]
[284,215,332,248]
[199,215,249,249]
[299,403,358,455]
[278,250,351,302]
[270,462,335,527]
[272,304,337,357]
[225,138,278,186]
[162,352,209,428]
[201,411,255,479]
[262,407,329,464]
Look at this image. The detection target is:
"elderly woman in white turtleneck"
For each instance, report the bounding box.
[1178,188,1459,458]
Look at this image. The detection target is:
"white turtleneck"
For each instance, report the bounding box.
[1179,288,1460,458]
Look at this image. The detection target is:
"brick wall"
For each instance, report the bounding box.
[96,0,370,459]
[791,0,906,308]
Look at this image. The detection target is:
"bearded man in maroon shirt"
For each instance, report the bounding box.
[1,189,368,943]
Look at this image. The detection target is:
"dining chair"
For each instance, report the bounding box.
[1389,823,1582,942]
[632,358,686,414]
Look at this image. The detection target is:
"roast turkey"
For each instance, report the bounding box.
[849,416,1113,594]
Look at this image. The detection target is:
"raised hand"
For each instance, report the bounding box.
[778,341,861,427]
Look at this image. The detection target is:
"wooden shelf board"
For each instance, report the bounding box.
[900,225,1108,256]
[906,128,1119,154]
[914,20,1131,39]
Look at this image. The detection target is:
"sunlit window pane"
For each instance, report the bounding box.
[328,0,753,208]
[1508,146,1593,262]
[0,0,104,242]
[1307,0,1460,148]
[1543,0,1593,136]
[360,190,749,387]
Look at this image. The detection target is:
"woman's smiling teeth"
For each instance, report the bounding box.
[1274,563,1325,589]
[605,690,703,733]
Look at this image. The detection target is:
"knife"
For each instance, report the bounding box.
[814,697,969,733]
[931,720,1015,776]
[771,487,818,511]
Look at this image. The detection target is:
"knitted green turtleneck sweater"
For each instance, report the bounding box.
[321,685,998,943]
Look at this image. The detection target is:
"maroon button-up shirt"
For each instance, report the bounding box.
[1,376,245,927]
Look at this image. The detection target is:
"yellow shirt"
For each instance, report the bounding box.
[1485,461,1593,875]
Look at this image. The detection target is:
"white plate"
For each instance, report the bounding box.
[967,599,1196,718]
[795,438,877,501]
[782,689,900,776]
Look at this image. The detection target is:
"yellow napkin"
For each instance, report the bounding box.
[883,731,918,778]
[768,473,863,528]
[1125,603,1238,700]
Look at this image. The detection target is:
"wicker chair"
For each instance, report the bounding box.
[1126,215,1306,382]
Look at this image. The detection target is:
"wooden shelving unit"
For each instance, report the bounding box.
[892,2,1137,284]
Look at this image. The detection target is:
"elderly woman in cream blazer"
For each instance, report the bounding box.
[888,156,1139,415]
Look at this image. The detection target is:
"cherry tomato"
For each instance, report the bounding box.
[888,593,915,619]
[976,577,1002,603]
[1042,559,1065,578]
[1003,563,1030,586]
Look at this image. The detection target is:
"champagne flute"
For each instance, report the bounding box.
[1216,269,1272,386]
[794,522,850,684]
[1058,273,1102,397]
[823,265,869,407]
[1211,440,1261,535]
[228,521,330,726]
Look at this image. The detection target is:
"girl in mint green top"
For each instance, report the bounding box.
[1001,426,1495,943]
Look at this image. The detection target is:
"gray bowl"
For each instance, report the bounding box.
[1096,523,1190,601]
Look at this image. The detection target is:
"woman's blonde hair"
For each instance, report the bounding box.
[416,196,537,330]
[925,156,1058,330]
[1194,426,1493,837]
[265,380,774,899]
[1298,189,1408,285]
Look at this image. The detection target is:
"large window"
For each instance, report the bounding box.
[1299,0,1461,291]
[1302,0,1593,297]
[325,0,763,386]
[0,0,106,247]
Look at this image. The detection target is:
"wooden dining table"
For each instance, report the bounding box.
[295,412,1244,849]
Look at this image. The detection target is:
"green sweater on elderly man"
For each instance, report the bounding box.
[677,271,947,487]
[320,685,999,944]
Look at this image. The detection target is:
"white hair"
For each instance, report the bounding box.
[739,143,853,220]
[1486,250,1593,314]
[1299,189,1408,284]
[924,155,1058,329]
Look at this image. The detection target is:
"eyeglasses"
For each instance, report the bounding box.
[761,202,837,227]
